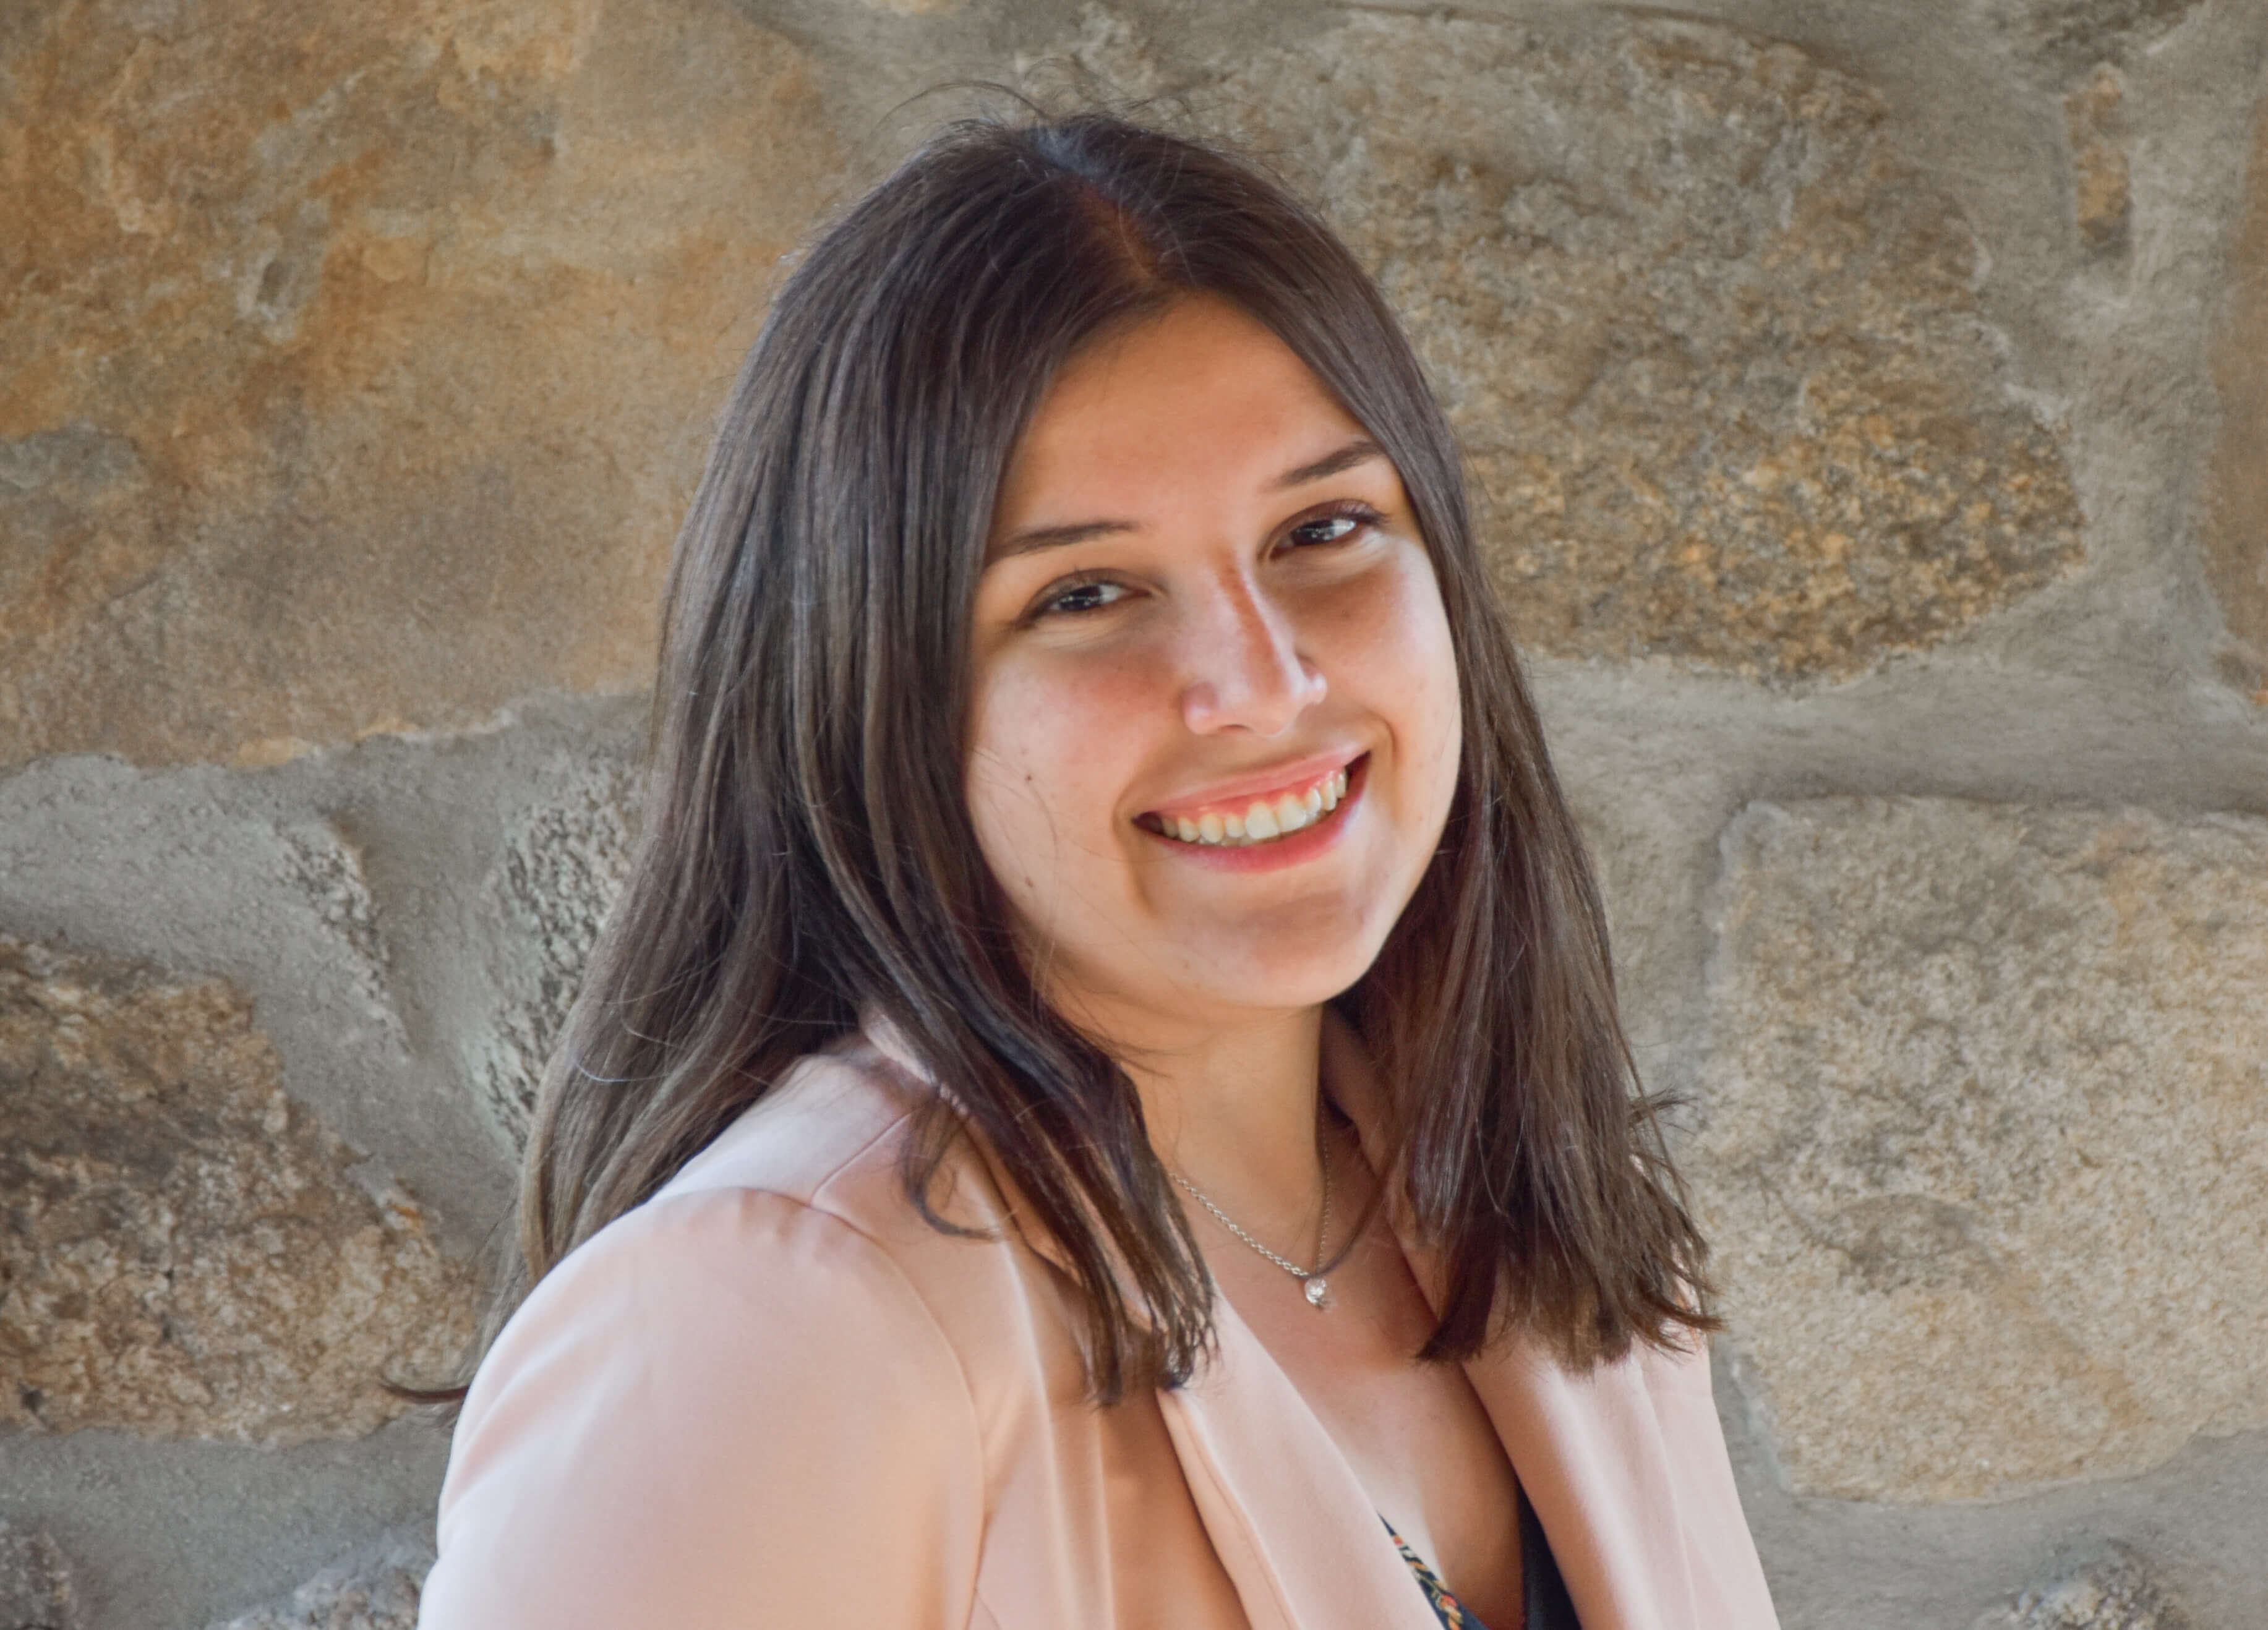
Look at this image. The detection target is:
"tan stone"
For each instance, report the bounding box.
[0,936,477,1441]
[2063,65,2131,255]
[1692,798,2268,1501]
[0,0,841,769]
[1207,14,2085,681]
[2205,95,2268,701]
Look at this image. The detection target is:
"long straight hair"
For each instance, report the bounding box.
[492,109,1713,1405]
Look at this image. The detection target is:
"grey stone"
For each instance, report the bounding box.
[1192,11,2086,683]
[272,819,393,1028]
[0,1522,78,1630]
[204,1533,430,1630]
[1691,798,2268,1500]
[1978,0,2206,83]
[1977,1542,2189,1629]
[469,761,636,1147]
[0,936,477,1441]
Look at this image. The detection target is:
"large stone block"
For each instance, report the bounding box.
[2205,95,2268,701]
[0,0,839,769]
[0,936,476,1440]
[1692,798,2268,1501]
[1206,13,2084,681]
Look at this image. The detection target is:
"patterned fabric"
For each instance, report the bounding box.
[1380,1514,1500,1630]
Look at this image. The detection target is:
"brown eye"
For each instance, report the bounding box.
[1035,576,1130,618]
[1286,505,1379,548]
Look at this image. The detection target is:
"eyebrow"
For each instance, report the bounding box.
[990,437,1389,561]
[1271,437,1387,491]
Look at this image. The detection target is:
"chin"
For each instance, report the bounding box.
[1192,942,1385,1015]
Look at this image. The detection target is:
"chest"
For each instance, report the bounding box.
[1207,1214,1526,1629]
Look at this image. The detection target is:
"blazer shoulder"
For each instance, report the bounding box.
[650,1030,1045,1313]
[658,1033,931,1203]
[429,1179,988,1627]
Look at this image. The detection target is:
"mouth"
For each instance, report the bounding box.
[1134,753,1367,850]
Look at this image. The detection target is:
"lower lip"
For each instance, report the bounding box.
[1138,754,1369,874]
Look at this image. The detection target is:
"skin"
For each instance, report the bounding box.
[965,293,1524,1626]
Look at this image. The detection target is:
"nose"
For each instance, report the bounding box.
[1178,565,1327,736]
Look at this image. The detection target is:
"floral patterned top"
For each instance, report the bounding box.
[1382,1516,1498,1629]
[1380,1484,1583,1630]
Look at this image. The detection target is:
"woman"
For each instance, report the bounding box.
[416,110,1779,1630]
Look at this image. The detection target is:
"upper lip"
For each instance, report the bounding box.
[1140,748,1365,819]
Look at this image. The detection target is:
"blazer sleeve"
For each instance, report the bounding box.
[1637,1332,1781,1629]
[417,1187,987,1629]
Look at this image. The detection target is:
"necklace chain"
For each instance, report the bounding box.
[1168,1116,1340,1307]
[1170,1163,1331,1278]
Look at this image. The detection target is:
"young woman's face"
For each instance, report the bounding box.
[965,294,1463,1037]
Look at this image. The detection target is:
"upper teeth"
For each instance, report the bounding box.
[1158,766,1351,847]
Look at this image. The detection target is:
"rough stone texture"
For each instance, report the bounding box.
[1977,1543,2189,1630]
[272,818,396,1036]
[2064,66,2132,257]
[2205,96,2268,702]
[0,1522,79,1630]
[1692,798,2268,1501]
[1190,12,2086,681]
[0,936,477,1441]
[205,1533,429,1630]
[1,1,2264,1624]
[1979,0,2205,83]
[0,0,841,770]
[470,761,636,1147]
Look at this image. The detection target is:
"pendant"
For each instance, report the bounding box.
[1304,1276,1332,1309]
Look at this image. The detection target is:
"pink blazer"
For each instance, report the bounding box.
[419,1007,1779,1629]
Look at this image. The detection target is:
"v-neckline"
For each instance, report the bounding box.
[1152,1281,1474,1630]
[855,1001,1737,1630]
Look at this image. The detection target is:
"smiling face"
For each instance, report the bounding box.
[964,294,1463,1046]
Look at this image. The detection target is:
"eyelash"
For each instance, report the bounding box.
[1027,501,1387,621]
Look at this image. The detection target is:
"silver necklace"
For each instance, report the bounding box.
[1168,1125,1340,1310]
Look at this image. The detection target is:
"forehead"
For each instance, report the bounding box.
[988,296,1373,550]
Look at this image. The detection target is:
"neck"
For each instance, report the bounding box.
[1053,988,1336,1244]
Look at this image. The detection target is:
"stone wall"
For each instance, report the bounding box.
[2,0,2262,1624]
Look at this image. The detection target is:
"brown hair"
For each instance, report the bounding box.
[471,108,1713,1406]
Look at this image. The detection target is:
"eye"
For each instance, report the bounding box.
[1031,574,1129,620]
[1285,503,1382,549]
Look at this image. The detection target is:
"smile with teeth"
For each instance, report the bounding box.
[1139,762,1354,848]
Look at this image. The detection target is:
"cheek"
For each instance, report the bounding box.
[1410,584,1463,795]
[1330,557,1463,786]
[964,653,1155,885]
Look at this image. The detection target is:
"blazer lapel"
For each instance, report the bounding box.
[857,1006,1439,1630]
[1448,1334,1727,1630]
[1152,1294,1451,1630]
[860,1004,1768,1630]
[1320,1006,1765,1630]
